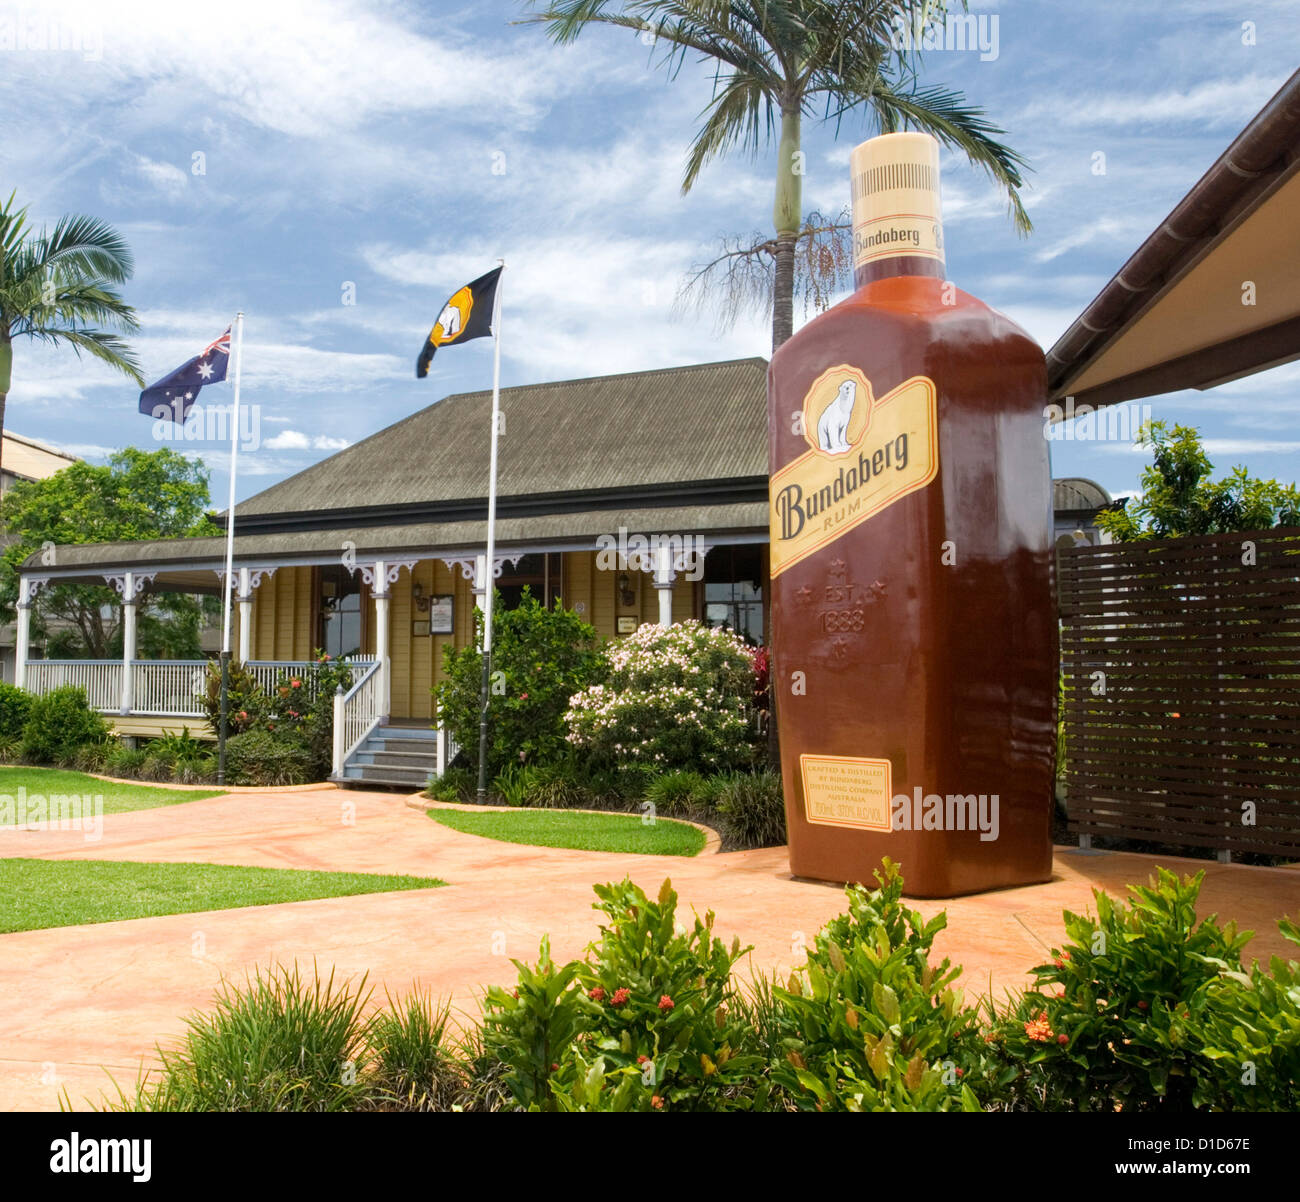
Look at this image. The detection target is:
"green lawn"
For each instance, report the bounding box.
[427,807,706,856]
[0,766,224,826]
[0,859,446,933]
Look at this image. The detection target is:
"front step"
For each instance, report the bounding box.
[336,723,443,790]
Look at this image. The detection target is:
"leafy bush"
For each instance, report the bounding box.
[126,964,371,1112]
[20,685,110,764]
[426,765,474,803]
[0,733,21,764]
[0,682,33,741]
[267,654,356,779]
[1192,917,1300,1111]
[565,621,755,773]
[224,728,313,786]
[71,738,114,774]
[772,859,982,1112]
[437,591,604,777]
[712,770,786,848]
[365,991,465,1112]
[985,868,1255,1112]
[519,760,597,810]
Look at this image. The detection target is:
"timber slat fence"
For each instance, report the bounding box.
[1058,526,1300,858]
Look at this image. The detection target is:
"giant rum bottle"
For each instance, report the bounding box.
[767,131,1056,898]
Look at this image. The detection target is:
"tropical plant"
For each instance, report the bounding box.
[0,191,143,456]
[522,1,1030,347]
[364,990,466,1112]
[0,681,32,740]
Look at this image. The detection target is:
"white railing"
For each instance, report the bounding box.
[247,657,376,701]
[23,661,124,712]
[332,659,384,778]
[131,661,209,717]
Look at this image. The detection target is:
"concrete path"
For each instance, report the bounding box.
[0,788,1295,1111]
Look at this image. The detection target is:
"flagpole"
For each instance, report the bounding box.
[217,311,244,787]
[476,263,505,803]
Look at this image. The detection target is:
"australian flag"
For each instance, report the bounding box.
[138,327,231,421]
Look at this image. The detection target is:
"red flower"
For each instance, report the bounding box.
[290,678,302,688]
[551,1063,559,1072]
[1137,1000,1149,1011]
[588,987,606,1002]
[519,692,529,700]
[650,1095,664,1110]
[610,987,631,1006]
[1024,1011,1053,1042]
[238,710,248,722]
[636,1055,650,1065]
[658,995,675,1012]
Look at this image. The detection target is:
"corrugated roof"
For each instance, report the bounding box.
[237,357,770,519]
[26,502,770,576]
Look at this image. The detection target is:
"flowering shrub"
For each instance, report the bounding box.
[565,621,755,773]
[983,868,1260,1112]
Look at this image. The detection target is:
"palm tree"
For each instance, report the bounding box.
[522,0,1031,349]
[0,191,144,466]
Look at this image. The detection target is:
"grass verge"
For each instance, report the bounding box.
[0,766,224,825]
[0,858,445,932]
[427,806,705,856]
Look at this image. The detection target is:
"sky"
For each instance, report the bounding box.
[0,0,1296,505]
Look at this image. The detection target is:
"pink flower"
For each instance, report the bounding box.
[610,987,631,1006]
[658,995,675,1012]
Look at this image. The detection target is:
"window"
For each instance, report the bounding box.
[703,545,764,645]
[319,565,364,658]
[495,552,562,610]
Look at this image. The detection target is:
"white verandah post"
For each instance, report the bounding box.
[237,567,253,664]
[120,571,137,715]
[372,559,390,724]
[14,577,32,689]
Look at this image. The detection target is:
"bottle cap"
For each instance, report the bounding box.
[849,132,945,274]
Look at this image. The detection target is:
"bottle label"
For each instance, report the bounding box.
[800,754,893,831]
[769,365,939,577]
[852,213,945,269]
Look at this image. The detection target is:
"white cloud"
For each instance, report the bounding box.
[262,430,351,451]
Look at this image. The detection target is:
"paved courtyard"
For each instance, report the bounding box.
[0,787,1295,1111]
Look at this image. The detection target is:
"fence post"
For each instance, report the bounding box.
[332,684,346,778]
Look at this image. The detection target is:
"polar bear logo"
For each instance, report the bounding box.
[816,380,857,454]
[436,301,462,341]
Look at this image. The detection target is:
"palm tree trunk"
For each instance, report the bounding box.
[771,104,802,352]
[0,332,11,472]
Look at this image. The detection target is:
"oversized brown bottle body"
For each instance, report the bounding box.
[767,275,1057,897]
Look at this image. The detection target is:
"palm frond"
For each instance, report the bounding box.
[29,213,136,284]
[683,70,775,193]
[27,327,144,385]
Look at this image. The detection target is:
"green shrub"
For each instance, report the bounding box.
[426,764,474,803]
[173,751,217,785]
[437,590,604,777]
[644,770,711,817]
[565,621,755,774]
[71,738,113,774]
[986,867,1254,1112]
[0,682,33,740]
[126,964,371,1112]
[20,685,110,765]
[224,728,314,786]
[365,991,464,1112]
[712,769,786,849]
[772,859,982,1112]
[491,763,539,808]
[267,654,356,779]
[0,733,22,764]
[522,761,597,810]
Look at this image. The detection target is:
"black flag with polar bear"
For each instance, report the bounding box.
[416,266,503,378]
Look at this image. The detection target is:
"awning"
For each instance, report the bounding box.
[1047,70,1300,409]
